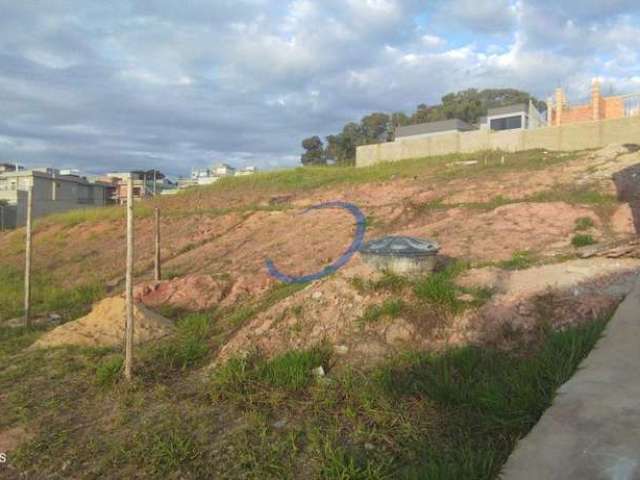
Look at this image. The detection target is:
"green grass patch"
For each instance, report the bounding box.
[414,263,468,313]
[571,234,596,248]
[574,216,595,231]
[0,266,105,322]
[359,299,406,325]
[498,251,537,271]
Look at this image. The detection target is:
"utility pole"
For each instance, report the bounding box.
[153,169,157,196]
[124,178,135,380]
[24,187,33,327]
[154,207,161,281]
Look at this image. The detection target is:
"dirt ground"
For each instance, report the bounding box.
[2,145,640,366]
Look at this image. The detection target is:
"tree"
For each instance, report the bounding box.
[300,87,546,167]
[301,136,326,166]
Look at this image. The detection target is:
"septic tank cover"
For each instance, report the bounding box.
[360,236,440,257]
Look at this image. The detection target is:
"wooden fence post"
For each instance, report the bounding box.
[24,187,33,327]
[124,178,135,380]
[154,207,161,281]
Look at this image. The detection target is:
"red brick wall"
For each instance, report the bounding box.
[604,97,624,119]
[550,96,625,125]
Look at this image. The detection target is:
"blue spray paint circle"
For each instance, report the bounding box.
[265,201,366,284]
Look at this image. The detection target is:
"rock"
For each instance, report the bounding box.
[47,313,62,324]
[312,366,325,377]
[311,291,323,300]
[364,443,375,451]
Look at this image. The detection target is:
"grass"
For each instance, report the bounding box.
[0,265,105,322]
[571,234,597,248]
[358,299,406,325]
[498,251,537,271]
[0,282,610,479]
[574,216,595,231]
[414,262,469,313]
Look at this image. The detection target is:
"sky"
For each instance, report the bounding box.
[1,1,639,177]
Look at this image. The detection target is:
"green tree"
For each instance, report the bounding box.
[301,136,326,166]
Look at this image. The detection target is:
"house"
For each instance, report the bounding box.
[394,119,475,141]
[235,166,257,176]
[105,170,168,204]
[0,163,22,174]
[481,101,546,131]
[186,162,240,187]
[548,79,640,126]
[212,163,236,176]
[0,168,108,228]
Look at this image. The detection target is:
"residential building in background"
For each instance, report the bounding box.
[0,168,108,228]
[548,79,640,126]
[0,163,23,173]
[480,101,546,131]
[395,119,475,140]
[104,170,171,204]
[183,162,255,188]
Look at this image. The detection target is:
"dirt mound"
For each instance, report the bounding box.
[134,273,275,311]
[33,297,174,349]
[134,275,232,311]
[212,258,640,366]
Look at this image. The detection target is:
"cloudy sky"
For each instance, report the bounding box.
[1,0,639,176]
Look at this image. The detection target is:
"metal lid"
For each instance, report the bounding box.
[360,236,440,257]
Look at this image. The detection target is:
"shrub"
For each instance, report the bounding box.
[574,217,595,231]
[96,355,123,386]
[571,234,596,247]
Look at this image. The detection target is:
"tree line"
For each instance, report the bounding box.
[301,88,546,166]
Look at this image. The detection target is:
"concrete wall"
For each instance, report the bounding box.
[356,115,640,167]
[0,174,108,228]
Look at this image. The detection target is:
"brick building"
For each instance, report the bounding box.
[548,79,626,126]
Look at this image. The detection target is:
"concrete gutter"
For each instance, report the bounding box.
[501,272,640,480]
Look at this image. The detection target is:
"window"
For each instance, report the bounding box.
[490,115,523,131]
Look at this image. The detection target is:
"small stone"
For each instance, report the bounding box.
[48,313,62,324]
[312,291,323,300]
[364,443,375,451]
[457,293,474,302]
[312,366,325,377]
[334,345,349,355]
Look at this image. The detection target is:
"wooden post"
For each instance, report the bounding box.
[154,207,161,281]
[0,204,4,232]
[24,187,33,327]
[153,170,157,196]
[124,178,135,380]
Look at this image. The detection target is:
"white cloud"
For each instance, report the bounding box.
[0,0,638,175]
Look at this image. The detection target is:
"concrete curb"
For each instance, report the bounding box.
[501,273,640,480]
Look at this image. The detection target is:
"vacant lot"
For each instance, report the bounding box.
[1,145,639,478]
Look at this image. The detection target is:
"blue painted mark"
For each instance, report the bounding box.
[265,201,366,284]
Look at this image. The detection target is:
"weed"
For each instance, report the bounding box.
[571,234,596,247]
[95,355,123,386]
[498,251,536,271]
[414,264,466,313]
[574,216,595,231]
[359,299,406,325]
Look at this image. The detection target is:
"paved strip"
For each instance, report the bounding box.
[501,273,640,480]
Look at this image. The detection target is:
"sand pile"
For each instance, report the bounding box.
[33,297,174,349]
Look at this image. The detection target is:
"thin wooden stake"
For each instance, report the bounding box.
[124,178,135,380]
[154,207,161,282]
[24,187,33,327]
